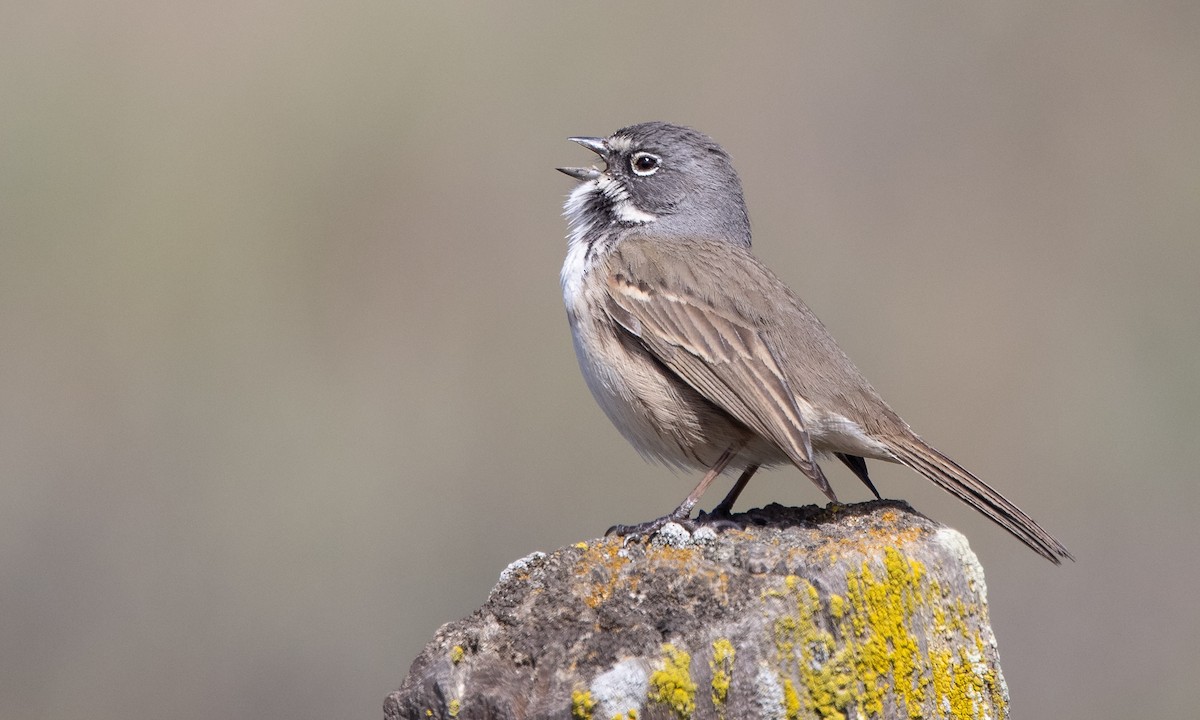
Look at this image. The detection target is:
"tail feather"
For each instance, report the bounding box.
[886,437,1073,564]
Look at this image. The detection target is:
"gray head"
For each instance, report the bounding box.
[558,122,752,247]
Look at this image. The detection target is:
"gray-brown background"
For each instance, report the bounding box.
[3,3,1197,718]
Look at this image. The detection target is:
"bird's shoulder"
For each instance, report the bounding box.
[603,233,817,333]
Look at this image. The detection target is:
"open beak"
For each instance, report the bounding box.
[556,136,608,180]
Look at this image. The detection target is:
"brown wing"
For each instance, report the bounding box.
[603,235,846,499]
[604,234,1073,564]
[605,234,903,419]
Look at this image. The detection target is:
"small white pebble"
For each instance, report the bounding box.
[651,522,692,547]
[497,551,546,585]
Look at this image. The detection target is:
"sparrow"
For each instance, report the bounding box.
[558,121,1071,563]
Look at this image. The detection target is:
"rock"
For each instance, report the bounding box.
[385,501,1008,720]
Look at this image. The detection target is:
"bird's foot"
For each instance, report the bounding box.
[608,505,753,540]
[605,510,694,541]
[692,506,744,531]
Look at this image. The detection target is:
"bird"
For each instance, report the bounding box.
[557,121,1072,564]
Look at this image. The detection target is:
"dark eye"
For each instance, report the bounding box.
[630,152,661,176]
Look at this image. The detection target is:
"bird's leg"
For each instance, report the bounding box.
[706,464,759,517]
[835,453,881,500]
[607,446,739,539]
[691,463,760,530]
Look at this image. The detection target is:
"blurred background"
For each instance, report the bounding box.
[2,2,1197,718]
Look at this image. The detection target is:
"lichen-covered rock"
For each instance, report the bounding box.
[385,501,1008,720]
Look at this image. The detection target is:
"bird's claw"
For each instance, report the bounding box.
[605,512,695,542]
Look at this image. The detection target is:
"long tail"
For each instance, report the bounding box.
[886,436,1073,564]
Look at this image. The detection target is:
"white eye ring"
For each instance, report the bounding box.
[630,152,661,176]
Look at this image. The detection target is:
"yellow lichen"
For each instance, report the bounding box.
[782,678,801,719]
[645,544,702,568]
[841,548,928,716]
[828,593,845,621]
[649,643,697,719]
[573,541,632,609]
[797,576,851,719]
[764,543,1007,719]
[448,698,460,717]
[710,638,736,710]
[449,645,464,664]
[978,635,1007,714]
[926,590,1009,720]
[571,689,596,719]
[771,575,851,719]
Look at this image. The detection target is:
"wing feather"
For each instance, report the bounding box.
[604,245,836,497]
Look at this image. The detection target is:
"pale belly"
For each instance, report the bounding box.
[566,300,788,473]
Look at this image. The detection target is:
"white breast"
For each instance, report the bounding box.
[559,175,760,471]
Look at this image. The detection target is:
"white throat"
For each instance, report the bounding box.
[560,174,656,300]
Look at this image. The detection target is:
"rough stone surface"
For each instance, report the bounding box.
[385,501,1009,720]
